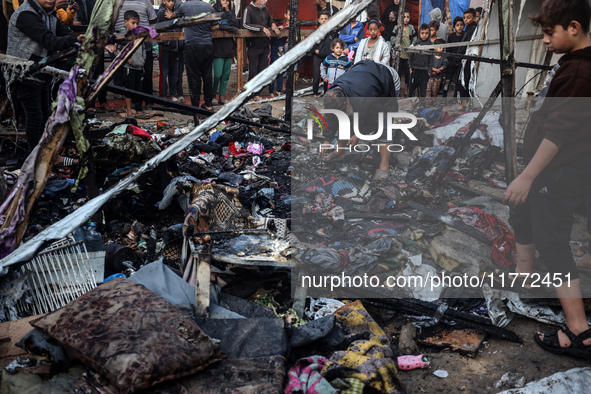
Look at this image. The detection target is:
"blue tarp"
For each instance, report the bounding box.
[421,0,470,27]
[420,0,446,25]
[449,0,471,24]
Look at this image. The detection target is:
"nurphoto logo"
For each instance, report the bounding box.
[306,108,419,153]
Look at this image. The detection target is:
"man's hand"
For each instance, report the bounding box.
[272,25,280,35]
[55,0,68,8]
[105,43,117,53]
[263,27,271,37]
[315,49,319,54]
[323,77,329,83]
[76,34,85,44]
[347,134,359,148]
[68,1,79,13]
[503,174,533,207]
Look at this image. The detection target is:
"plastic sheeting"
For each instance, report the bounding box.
[427,111,504,148]
[497,367,591,394]
[420,0,446,25]
[449,0,471,23]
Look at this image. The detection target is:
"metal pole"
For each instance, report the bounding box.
[285,0,299,125]
[498,0,518,183]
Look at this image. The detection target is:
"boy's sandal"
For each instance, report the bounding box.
[373,168,389,181]
[200,104,214,111]
[397,354,430,370]
[534,325,591,359]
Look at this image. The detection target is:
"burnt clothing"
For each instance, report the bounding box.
[509,154,591,280]
[243,2,274,49]
[522,46,591,167]
[7,0,77,62]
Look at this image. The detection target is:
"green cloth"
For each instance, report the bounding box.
[213,57,232,96]
[400,26,411,60]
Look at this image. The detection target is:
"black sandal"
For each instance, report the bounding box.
[534,325,591,359]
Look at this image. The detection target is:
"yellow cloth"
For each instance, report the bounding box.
[322,300,403,394]
[56,7,76,25]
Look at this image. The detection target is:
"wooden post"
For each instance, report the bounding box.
[498,0,518,183]
[393,0,406,72]
[237,37,245,92]
[285,0,298,124]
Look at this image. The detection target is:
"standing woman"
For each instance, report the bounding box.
[212,0,238,105]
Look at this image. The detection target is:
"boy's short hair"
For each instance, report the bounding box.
[285,5,290,14]
[124,10,140,21]
[318,9,330,18]
[367,2,379,20]
[419,23,430,31]
[475,7,483,15]
[434,38,445,45]
[531,0,590,33]
[464,8,476,17]
[404,9,410,15]
[429,20,440,30]
[331,37,345,49]
[453,16,464,25]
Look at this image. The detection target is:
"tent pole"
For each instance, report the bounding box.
[498,0,518,183]
[284,0,299,124]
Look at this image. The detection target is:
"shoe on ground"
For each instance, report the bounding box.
[172,97,180,102]
[178,96,185,103]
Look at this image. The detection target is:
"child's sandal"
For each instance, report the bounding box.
[397,354,431,370]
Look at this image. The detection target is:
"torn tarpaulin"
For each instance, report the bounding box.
[0,66,80,258]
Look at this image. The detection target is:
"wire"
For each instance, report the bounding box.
[515,70,544,97]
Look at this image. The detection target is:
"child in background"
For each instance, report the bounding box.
[354,19,390,65]
[158,0,184,101]
[429,20,440,43]
[269,6,290,97]
[213,0,238,104]
[426,38,447,100]
[111,11,147,118]
[456,8,478,108]
[443,16,464,97]
[408,23,432,99]
[312,10,334,96]
[390,9,415,96]
[339,18,364,55]
[320,38,352,87]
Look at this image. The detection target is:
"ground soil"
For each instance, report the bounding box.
[2,64,591,394]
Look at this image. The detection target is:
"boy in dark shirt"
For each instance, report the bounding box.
[443,16,464,97]
[426,38,447,101]
[408,24,432,100]
[312,10,333,96]
[504,0,591,358]
[456,8,477,106]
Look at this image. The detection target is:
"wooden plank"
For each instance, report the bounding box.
[0,315,44,369]
[237,37,245,91]
[195,257,211,318]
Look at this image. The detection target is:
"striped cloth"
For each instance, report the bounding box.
[284,356,337,394]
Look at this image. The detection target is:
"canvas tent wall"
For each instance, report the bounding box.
[470,0,558,98]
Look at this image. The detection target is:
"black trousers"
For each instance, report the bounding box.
[142,49,154,105]
[247,45,270,93]
[185,44,213,107]
[313,55,327,95]
[409,69,429,98]
[17,79,51,150]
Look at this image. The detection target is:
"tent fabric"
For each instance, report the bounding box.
[449,0,471,23]
[420,0,446,25]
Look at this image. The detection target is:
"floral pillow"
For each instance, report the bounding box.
[31,278,224,393]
